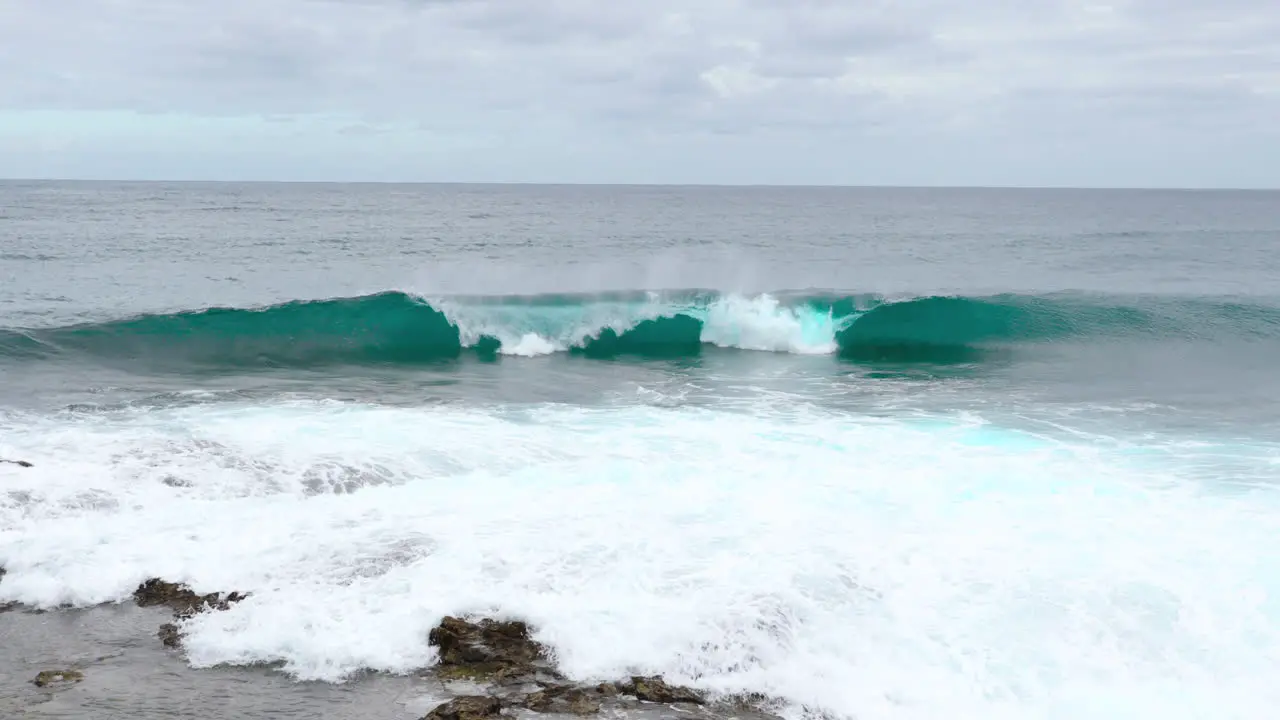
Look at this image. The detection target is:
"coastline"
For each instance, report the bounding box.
[0,580,789,720]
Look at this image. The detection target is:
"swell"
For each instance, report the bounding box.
[2,290,1278,369]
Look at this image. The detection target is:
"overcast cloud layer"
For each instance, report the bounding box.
[1,0,1277,186]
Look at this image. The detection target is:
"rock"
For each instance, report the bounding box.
[133,578,247,648]
[723,691,775,710]
[158,623,182,647]
[434,664,508,683]
[428,615,548,679]
[712,691,790,720]
[0,567,12,613]
[521,683,617,715]
[619,676,705,705]
[33,669,83,687]
[132,578,247,616]
[1,459,33,467]
[423,695,504,720]
[419,616,751,718]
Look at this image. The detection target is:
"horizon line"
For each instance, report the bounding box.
[1,176,1277,192]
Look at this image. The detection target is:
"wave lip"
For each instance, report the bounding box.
[2,290,1278,369]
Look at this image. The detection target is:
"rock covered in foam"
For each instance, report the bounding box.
[0,566,13,613]
[132,578,248,648]
[423,616,737,718]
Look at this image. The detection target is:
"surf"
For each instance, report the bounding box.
[2,289,1278,370]
[2,398,1279,719]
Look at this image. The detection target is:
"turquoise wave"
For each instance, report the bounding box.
[1,290,1277,369]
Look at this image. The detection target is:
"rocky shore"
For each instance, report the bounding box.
[0,566,13,613]
[5,575,789,720]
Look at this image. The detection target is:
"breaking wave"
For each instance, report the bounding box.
[2,289,1278,369]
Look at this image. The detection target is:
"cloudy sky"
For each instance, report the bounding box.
[1,0,1277,187]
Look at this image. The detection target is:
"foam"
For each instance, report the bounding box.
[502,333,561,357]
[2,400,1279,719]
[432,292,843,357]
[699,294,839,354]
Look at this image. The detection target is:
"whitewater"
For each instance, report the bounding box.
[4,181,1280,720]
[443,292,844,356]
[4,394,1280,719]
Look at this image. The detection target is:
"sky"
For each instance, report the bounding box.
[0,0,1277,187]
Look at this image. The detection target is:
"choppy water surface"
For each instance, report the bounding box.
[2,181,1280,720]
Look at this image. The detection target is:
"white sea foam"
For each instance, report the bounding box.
[430,293,844,356]
[699,294,839,354]
[2,400,1279,719]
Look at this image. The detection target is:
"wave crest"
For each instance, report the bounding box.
[2,290,1277,369]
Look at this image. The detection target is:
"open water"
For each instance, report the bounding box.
[2,180,1280,719]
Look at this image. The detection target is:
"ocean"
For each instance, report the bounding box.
[2,180,1279,719]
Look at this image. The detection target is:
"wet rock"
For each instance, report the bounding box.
[157,623,182,647]
[423,695,504,720]
[710,691,790,720]
[0,567,11,613]
[134,578,246,648]
[521,683,617,715]
[440,664,528,687]
[132,578,247,616]
[420,615,776,719]
[1,458,33,467]
[428,615,548,678]
[722,691,775,710]
[33,669,83,687]
[619,676,705,705]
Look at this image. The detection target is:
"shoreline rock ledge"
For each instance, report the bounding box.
[422,614,778,720]
[132,578,248,647]
[127,580,783,720]
[0,566,13,613]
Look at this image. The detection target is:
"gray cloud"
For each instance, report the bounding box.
[0,0,1276,184]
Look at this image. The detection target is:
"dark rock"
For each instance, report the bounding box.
[134,578,246,648]
[619,676,705,705]
[428,615,548,678]
[1,459,33,467]
[723,691,775,709]
[132,578,247,616]
[522,683,617,715]
[434,663,514,683]
[419,615,760,718]
[33,669,83,687]
[713,691,790,719]
[158,623,182,647]
[0,567,11,612]
[423,695,503,720]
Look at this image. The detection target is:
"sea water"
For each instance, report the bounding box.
[2,181,1279,719]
